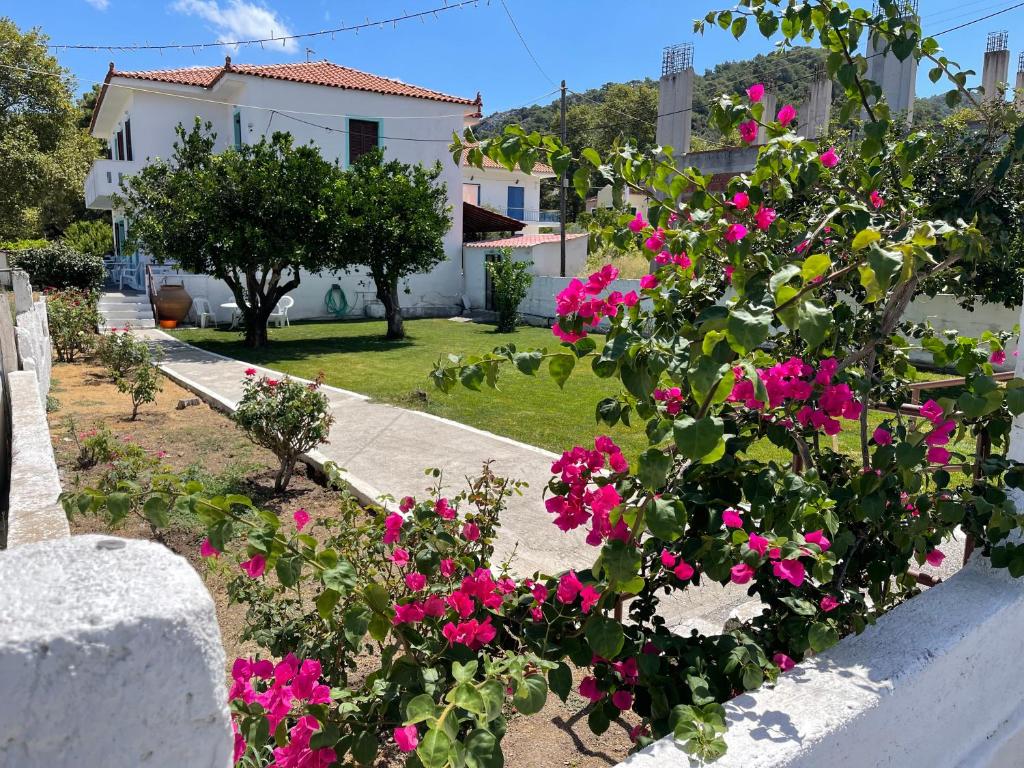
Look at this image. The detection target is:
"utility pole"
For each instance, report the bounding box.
[559,79,567,277]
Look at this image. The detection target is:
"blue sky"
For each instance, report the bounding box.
[9,0,1024,113]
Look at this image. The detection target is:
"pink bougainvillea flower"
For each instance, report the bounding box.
[746,83,765,102]
[557,570,583,604]
[724,223,748,244]
[579,676,604,702]
[926,548,946,567]
[551,323,586,344]
[724,265,735,283]
[772,558,806,587]
[919,399,944,424]
[404,572,427,591]
[660,548,677,568]
[731,191,751,209]
[777,104,797,126]
[639,273,659,290]
[627,211,647,233]
[804,530,831,552]
[820,595,840,613]
[819,146,840,168]
[773,653,796,672]
[754,206,776,231]
[383,512,404,544]
[991,349,1007,365]
[394,725,419,752]
[723,508,744,529]
[873,427,893,446]
[461,522,480,541]
[439,558,456,578]
[293,508,310,531]
[244,367,257,376]
[611,689,634,711]
[925,419,956,447]
[232,720,247,763]
[579,585,601,613]
[399,495,415,512]
[240,554,266,579]
[531,582,549,603]
[434,497,456,519]
[390,547,410,566]
[422,595,446,618]
[644,227,666,252]
[927,446,951,465]
[739,120,758,143]
[870,190,885,209]
[730,562,755,584]
[200,538,221,559]
[673,560,695,581]
[748,532,770,556]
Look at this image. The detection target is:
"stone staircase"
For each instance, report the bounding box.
[98,290,156,331]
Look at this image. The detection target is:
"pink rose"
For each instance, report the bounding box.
[724,223,748,244]
[870,190,885,209]
[390,547,410,566]
[627,211,647,233]
[991,349,1007,365]
[747,533,769,556]
[772,559,806,587]
[640,273,659,290]
[440,558,456,578]
[404,572,427,591]
[673,560,695,581]
[927,446,951,465]
[804,530,831,552]
[920,399,944,424]
[462,522,480,541]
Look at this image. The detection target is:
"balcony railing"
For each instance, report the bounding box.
[496,207,562,224]
[84,159,142,210]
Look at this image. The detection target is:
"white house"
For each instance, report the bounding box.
[461,155,558,235]
[85,57,562,323]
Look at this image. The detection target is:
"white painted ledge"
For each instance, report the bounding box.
[620,552,1024,768]
[7,370,68,546]
[0,535,232,767]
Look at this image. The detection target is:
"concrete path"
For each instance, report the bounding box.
[136,329,960,633]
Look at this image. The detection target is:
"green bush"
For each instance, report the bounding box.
[46,288,100,363]
[98,330,162,419]
[485,247,533,332]
[62,220,113,259]
[0,238,48,251]
[11,242,105,291]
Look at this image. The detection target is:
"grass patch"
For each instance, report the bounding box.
[172,318,972,467]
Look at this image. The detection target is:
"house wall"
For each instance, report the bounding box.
[100,72,470,310]
[462,238,589,312]
[464,167,543,220]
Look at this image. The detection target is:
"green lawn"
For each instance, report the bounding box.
[172,318,968,466]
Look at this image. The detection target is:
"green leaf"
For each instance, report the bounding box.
[513,350,542,375]
[727,307,772,353]
[323,559,357,594]
[416,728,452,768]
[452,660,478,683]
[637,447,671,489]
[582,147,601,168]
[368,612,391,642]
[808,622,839,652]
[275,554,302,587]
[406,693,439,724]
[852,228,881,251]
[797,300,831,348]
[316,588,340,621]
[351,730,379,765]
[601,538,642,583]
[548,353,576,389]
[801,253,831,282]
[452,683,488,715]
[107,492,130,524]
[460,364,484,391]
[585,614,625,659]
[673,415,724,461]
[742,664,764,690]
[513,674,548,715]
[645,496,687,541]
[362,582,391,613]
[572,166,590,201]
[549,662,572,702]
[141,495,169,529]
[465,728,503,768]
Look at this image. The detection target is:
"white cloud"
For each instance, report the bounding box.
[172,0,298,53]
[85,0,111,10]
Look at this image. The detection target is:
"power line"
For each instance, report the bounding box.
[499,0,555,86]
[41,1,485,52]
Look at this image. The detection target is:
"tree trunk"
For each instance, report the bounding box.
[243,317,270,348]
[275,454,295,493]
[377,276,405,340]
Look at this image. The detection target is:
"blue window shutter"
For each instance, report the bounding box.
[507,186,525,219]
[233,111,242,149]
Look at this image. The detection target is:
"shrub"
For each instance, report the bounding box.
[11,242,105,291]
[0,238,48,252]
[62,219,113,259]
[46,288,100,363]
[97,329,162,419]
[232,371,334,492]
[485,247,533,332]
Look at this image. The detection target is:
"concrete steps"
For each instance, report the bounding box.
[98,291,156,331]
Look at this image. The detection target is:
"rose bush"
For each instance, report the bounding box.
[232,371,334,492]
[46,287,100,363]
[98,329,163,419]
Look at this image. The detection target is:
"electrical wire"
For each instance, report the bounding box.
[498,0,556,86]
[38,1,485,52]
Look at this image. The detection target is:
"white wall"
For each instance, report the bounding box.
[462,238,590,313]
[465,166,543,220]
[904,293,1020,365]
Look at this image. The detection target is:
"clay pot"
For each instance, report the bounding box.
[155,282,192,323]
[159,319,178,329]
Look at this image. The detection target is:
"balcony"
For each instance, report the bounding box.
[495,207,563,225]
[84,159,142,210]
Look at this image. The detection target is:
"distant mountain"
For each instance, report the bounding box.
[477,46,953,147]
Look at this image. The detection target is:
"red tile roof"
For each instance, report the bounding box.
[110,58,479,105]
[464,233,587,248]
[462,153,555,175]
[463,202,525,235]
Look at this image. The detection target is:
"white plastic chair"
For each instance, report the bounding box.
[269,295,294,327]
[119,262,144,290]
[190,297,217,328]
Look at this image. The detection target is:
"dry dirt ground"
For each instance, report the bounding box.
[47,360,636,767]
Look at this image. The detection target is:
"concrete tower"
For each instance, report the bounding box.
[982,31,1010,102]
[1016,53,1024,109]
[801,66,833,139]
[657,43,694,156]
[864,0,919,122]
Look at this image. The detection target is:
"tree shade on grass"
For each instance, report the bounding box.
[173,319,968,466]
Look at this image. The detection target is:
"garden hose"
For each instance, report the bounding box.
[325,284,349,318]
